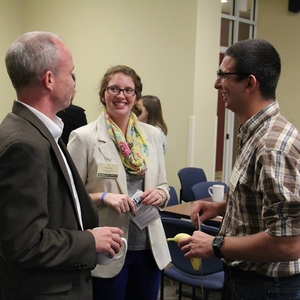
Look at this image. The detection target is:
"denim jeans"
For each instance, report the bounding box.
[222,265,300,300]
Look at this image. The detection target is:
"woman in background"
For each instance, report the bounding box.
[138,95,168,154]
[68,65,171,300]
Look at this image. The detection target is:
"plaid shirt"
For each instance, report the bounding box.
[220,101,300,277]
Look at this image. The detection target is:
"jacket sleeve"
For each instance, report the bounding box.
[147,125,170,209]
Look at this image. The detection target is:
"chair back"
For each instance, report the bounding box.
[178,167,207,202]
[162,217,223,276]
[168,186,179,206]
[160,186,179,219]
[191,181,227,201]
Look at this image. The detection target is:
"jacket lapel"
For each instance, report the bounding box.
[58,138,98,229]
[12,101,91,229]
[96,115,128,194]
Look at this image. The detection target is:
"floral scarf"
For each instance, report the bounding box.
[104,109,148,175]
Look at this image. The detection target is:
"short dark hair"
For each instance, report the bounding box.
[226,39,281,99]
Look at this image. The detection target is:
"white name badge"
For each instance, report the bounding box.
[97,163,119,178]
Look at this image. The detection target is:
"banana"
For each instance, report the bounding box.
[190,257,201,271]
[167,232,202,271]
[166,233,191,243]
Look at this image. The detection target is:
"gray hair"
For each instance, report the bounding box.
[5,31,63,90]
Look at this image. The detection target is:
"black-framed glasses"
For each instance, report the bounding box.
[216,70,249,79]
[106,86,136,97]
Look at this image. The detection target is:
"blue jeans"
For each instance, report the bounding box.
[222,265,300,300]
[92,249,161,300]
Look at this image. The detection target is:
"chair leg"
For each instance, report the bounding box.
[160,270,164,300]
[203,290,209,300]
[178,282,182,300]
[192,287,196,300]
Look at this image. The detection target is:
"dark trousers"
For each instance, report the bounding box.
[222,264,300,300]
[93,249,161,300]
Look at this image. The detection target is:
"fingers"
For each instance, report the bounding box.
[90,227,124,254]
[191,201,204,227]
[120,197,133,214]
[107,231,127,257]
[141,188,162,206]
[111,235,122,253]
[108,194,132,214]
[107,191,163,215]
[106,240,120,257]
[178,237,190,248]
[190,204,200,227]
[109,226,124,237]
[191,211,199,228]
[120,202,129,214]
[128,199,136,216]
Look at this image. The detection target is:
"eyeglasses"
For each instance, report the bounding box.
[106,86,136,97]
[216,70,249,79]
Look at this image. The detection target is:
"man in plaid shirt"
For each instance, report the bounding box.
[180,39,300,300]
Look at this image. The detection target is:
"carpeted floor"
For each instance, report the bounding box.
[158,276,222,300]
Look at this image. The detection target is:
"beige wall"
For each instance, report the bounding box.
[0,0,221,193]
[257,0,300,129]
[0,0,23,121]
[2,0,298,194]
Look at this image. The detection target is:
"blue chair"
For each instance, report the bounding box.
[160,217,224,300]
[168,186,179,206]
[178,167,207,203]
[191,181,227,201]
[160,186,179,218]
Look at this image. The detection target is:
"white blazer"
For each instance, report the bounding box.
[68,113,171,278]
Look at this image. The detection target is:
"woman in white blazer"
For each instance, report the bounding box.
[68,65,171,300]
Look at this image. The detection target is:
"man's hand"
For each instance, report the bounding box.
[178,231,215,259]
[88,226,124,257]
[191,200,225,228]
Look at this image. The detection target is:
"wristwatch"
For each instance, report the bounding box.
[212,236,225,258]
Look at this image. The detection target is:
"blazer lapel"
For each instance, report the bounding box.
[58,138,98,229]
[96,115,128,194]
[12,101,91,229]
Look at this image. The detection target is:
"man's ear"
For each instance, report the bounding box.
[245,74,257,93]
[42,71,54,90]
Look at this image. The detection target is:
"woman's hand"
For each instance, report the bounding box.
[90,192,136,215]
[141,188,166,207]
[103,193,136,215]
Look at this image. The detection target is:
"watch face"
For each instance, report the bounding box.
[213,236,223,246]
[212,236,224,258]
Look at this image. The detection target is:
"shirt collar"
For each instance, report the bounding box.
[237,101,280,148]
[16,99,63,142]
